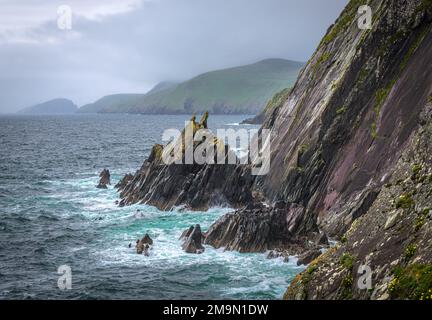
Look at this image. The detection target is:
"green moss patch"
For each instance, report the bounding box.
[389,264,432,300]
[340,253,355,270]
[395,193,415,209]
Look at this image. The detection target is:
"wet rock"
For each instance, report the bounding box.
[136,233,153,254]
[179,225,194,240]
[116,114,255,211]
[115,173,133,189]
[267,250,290,263]
[204,202,318,253]
[181,224,205,254]
[97,169,110,189]
[296,249,322,266]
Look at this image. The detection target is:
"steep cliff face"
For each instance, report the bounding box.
[258,0,432,238]
[285,102,432,300]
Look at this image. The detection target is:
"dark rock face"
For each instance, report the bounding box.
[296,250,322,266]
[181,224,205,254]
[282,0,432,299]
[114,173,133,190]
[204,202,321,254]
[286,103,432,300]
[116,114,255,210]
[136,234,153,255]
[97,169,110,189]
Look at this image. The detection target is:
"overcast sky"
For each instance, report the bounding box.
[0,0,348,113]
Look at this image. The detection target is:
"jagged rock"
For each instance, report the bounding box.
[116,114,254,210]
[136,234,153,255]
[115,173,133,189]
[97,169,110,189]
[204,202,319,253]
[296,250,322,266]
[179,226,194,240]
[181,224,205,254]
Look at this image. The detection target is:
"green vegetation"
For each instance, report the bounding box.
[340,253,355,270]
[79,59,304,115]
[395,193,415,209]
[389,264,432,300]
[412,164,423,175]
[415,208,430,231]
[400,26,430,72]
[321,0,362,45]
[299,144,309,156]
[404,244,417,260]
[312,52,330,76]
[340,273,354,300]
[341,235,348,244]
[428,95,432,104]
[336,106,347,115]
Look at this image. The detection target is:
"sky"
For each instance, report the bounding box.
[0,0,348,113]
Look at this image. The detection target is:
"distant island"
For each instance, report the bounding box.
[78,59,304,115]
[17,98,78,115]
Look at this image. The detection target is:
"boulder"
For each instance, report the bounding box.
[181,224,205,254]
[97,169,111,189]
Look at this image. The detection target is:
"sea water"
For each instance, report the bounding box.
[0,114,304,299]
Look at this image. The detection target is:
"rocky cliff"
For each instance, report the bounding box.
[117,0,432,299]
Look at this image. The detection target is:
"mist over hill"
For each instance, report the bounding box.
[17,99,78,115]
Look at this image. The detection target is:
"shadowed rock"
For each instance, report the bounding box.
[97,169,110,189]
[116,113,254,210]
[204,202,321,254]
[296,249,322,266]
[136,233,153,255]
[181,224,205,254]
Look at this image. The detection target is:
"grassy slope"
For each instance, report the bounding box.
[79,59,303,114]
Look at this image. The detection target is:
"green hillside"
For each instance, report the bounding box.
[79,59,303,114]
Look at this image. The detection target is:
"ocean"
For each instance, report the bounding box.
[0,114,304,299]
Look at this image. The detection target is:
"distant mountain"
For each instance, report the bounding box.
[78,59,304,115]
[18,98,77,115]
[77,94,145,114]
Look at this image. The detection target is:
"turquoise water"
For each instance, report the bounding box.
[0,114,304,299]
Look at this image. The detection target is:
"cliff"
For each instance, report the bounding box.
[117,0,432,299]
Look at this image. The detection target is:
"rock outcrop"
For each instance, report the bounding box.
[136,234,153,255]
[204,202,323,254]
[181,224,205,254]
[97,169,111,189]
[116,113,255,210]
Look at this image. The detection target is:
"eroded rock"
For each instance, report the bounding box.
[181,224,205,254]
[97,169,110,189]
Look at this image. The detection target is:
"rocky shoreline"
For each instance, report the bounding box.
[111,0,432,300]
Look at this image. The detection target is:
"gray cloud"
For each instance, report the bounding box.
[0,0,348,113]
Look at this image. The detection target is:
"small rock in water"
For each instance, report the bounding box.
[136,233,154,254]
[97,168,111,189]
[181,224,205,254]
